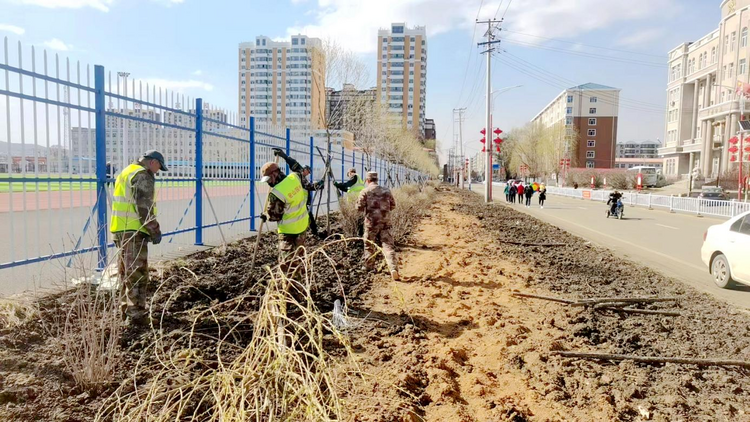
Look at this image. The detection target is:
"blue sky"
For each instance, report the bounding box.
[0,0,724,162]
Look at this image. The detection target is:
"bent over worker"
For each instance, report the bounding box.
[356,171,399,281]
[260,161,311,262]
[271,148,324,237]
[111,150,165,326]
[334,168,366,198]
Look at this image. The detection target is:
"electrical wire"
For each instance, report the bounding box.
[503,29,666,59]
[501,52,666,110]
[500,0,513,20]
[493,0,505,20]
[501,39,667,68]
[455,0,486,108]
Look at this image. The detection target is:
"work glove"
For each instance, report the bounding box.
[151,222,162,245]
[314,180,325,190]
[272,148,287,159]
[260,213,268,223]
[333,182,343,190]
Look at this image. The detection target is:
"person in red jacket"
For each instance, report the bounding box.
[516,183,525,204]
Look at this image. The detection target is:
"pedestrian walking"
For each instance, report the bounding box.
[356,171,399,281]
[504,183,510,202]
[517,183,525,204]
[111,150,165,326]
[260,161,313,263]
[538,187,547,208]
[525,184,534,207]
[272,148,325,237]
[509,183,517,203]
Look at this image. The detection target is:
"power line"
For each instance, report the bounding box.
[501,52,665,110]
[501,39,667,68]
[503,29,666,59]
[455,0,486,108]
[492,0,505,20]
[500,0,513,20]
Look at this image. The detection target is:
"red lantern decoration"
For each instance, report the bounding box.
[493,128,503,135]
[729,136,739,144]
[481,147,486,153]
[730,156,738,162]
[495,146,500,152]
[493,137,502,144]
[729,145,739,153]
[744,145,750,152]
[480,137,486,143]
[480,128,486,135]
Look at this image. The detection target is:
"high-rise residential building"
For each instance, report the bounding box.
[325,83,377,131]
[531,83,621,169]
[238,35,325,133]
[660,1,750,179]
[376,23,427,137]
[424,118,436,140]
[616,140,662,159]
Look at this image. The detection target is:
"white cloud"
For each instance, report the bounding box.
[20,0,115,12]
[288,0,679,54]
[617,28,666,47]
[0,24,25,35]
[42,38,72,51]
[191,69,203,76]
[142,78,214,93]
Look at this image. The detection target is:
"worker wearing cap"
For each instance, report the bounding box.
[260,160,312,262]
[356,171,399,281]
[111,150,165,325]
[334,167,366,198]
[271,148,325,237]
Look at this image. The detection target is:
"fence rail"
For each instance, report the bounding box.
[0,39,427,296]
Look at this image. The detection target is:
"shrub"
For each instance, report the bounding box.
[390,184,434,244]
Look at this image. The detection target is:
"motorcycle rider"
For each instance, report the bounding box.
[607,190,623,216]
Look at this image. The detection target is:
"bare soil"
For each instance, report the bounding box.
[1,187,749,421]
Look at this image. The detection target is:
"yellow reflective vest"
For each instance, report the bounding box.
[110,163,156,234]
[270,173,309,235]
[347,175,366,198]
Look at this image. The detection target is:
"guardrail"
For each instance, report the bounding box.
[494,182,750,219]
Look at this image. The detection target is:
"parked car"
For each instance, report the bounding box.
[701,210,750,288]
[698,186,729,201]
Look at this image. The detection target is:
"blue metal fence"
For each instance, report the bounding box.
[0,39,427,295]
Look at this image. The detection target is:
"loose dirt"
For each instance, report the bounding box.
[337,187,750,422]
[1,186,749,421]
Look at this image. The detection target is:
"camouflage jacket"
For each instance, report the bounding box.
[131,160,160,237]
[267,171,315,222]
[356,183,396,227]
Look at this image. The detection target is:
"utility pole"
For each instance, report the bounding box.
[458,108,466,189]
[477,18,502,202]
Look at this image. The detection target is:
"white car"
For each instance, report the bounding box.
[702,210,750,288]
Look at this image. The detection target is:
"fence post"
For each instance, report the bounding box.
[361,152,365,175]
[94,65,108,270]
[195,98,204,245]
[341,144,345,181]
[250,116,256,231]
[352,149,355,176]
[731,199,736,217]
[285,128,291,174]
[669,195,674,213]
[697,198,702,217]
[309,136,314,181]
[648,193,653,210]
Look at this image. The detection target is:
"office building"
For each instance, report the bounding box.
[238,35,325,133]
[376,23,427,137]
[660,0,750,179]
[531,83,621,169]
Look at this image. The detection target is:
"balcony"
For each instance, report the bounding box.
[698,100,740,120]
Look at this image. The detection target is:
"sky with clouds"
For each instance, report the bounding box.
[0,0,726,161]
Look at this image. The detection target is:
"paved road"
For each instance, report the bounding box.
[470,183,750,310]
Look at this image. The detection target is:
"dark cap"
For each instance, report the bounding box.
[302,165,312,173]
[143,150,168,171]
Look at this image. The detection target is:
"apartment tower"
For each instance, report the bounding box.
[376,23,427,137]
[531,83,621,169]
[238,35,325,133]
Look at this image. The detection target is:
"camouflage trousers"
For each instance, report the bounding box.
[278,232,306,263]
[114,231,150,321]
[363,224,397,272]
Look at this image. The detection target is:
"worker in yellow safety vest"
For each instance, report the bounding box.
[334,168,366,199]
[110,150,166,326]
[260,161,311,262]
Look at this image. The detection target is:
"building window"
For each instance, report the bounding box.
[711,47,717,63]
[566,107,573,114]
[590,97,597,103]
[588,129,596,136]
[587,140,596,147]
[729,62,735,78]
[586,161,595,168]
[725,35,730,52]
[565,116,573,125]
[741,59,747,77]
[589,108,597,114]
[567,95,573,103]
[586,151,595,158]
[588,118,597,125]
[732,31,737,51]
